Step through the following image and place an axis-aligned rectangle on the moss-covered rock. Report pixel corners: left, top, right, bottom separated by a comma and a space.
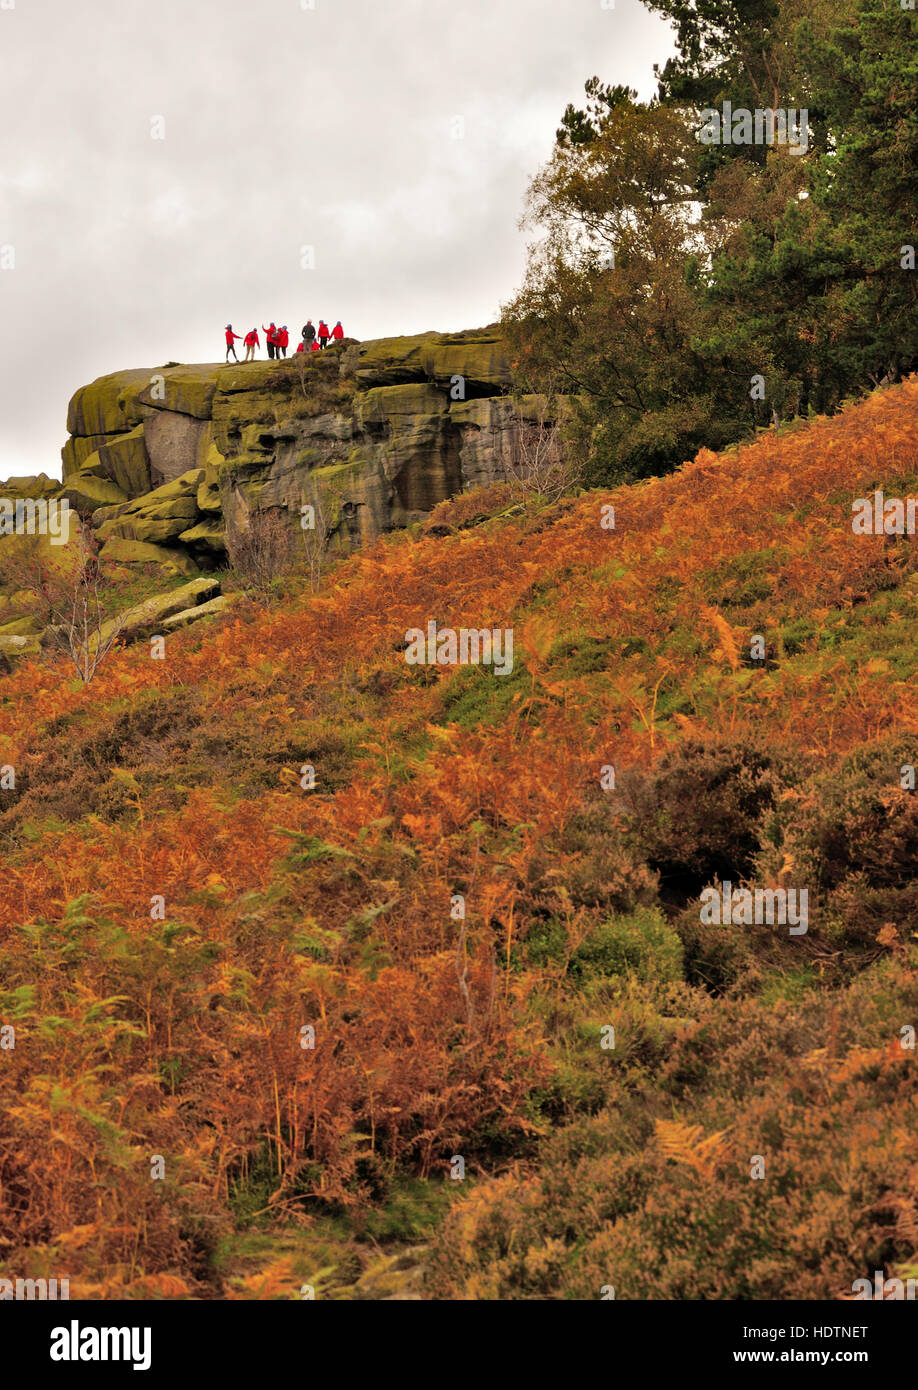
196, 460, 222, 514
0, 473, 60, 500
61, 434, 115, 478
354, 329, 510, 391
145, 470, 203, 503
161, 592, 241, 630
0, 632, 42, 662
177, 519, 225, 551
357, 382, 448, 425
60, 330, 542, 555
448, 396, 554, 431
98, 537, 200, 576
448, 399, 496, 429
239, 422, 275, 452
94, 470, 203, 544
97, 512, 199, 545
98, 576, 220, 647
216, 361, 293, 394
67, 369, 154, 436
134, 365, 221, 419
195, 424, 222, 473
202, 437, 226, 472
0, 615, 43, 636
61, 470, 129, 515
212, 392, 281, 455
90, 424, 152, 498
91, 500, 133, 525
75, 451, 109, 479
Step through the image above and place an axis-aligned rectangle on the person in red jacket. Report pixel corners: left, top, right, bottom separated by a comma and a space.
331, 320, 344, 341
262, 322, 277, 359
310, 338, 321, 352
317, 319, 330, 349
243, 328, 260, 362
225, 325, 241, 361
277, 325, 289, 358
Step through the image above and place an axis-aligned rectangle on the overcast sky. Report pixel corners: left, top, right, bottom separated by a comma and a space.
0, 0, 673, 480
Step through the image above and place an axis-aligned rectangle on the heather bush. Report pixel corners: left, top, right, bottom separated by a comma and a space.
756, 735, 918, 950
225, 508, 299, 597
426, 952, 918, 1300
615, 739, 799, 905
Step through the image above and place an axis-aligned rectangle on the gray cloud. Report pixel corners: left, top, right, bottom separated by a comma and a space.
0, 0, 672, 478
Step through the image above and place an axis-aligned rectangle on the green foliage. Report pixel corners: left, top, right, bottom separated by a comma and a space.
570, 908, 683, 986
506, 0, 918, 482
435, 659, 529, 728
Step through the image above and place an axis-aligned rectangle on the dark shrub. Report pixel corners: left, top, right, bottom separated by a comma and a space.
757, 735, 918, 949
526, 796, 659, 917
615, 739, 800, 907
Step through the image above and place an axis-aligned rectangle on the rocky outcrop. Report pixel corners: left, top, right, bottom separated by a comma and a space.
43, 327, 551, 569
0, 327, 562, 667
0, 327, 557, 663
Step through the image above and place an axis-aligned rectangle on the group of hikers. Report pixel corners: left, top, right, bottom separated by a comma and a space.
223, 319, 345, 362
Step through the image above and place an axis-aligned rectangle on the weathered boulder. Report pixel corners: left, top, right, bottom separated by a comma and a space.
196, 461, 222, 514
61, 469, 129, 514
98, 537, 200, 576
356, 381, 448, 426
353, 329, 510, 392
95, 471, 203, 545
144, 412, 211, 486
132, 365, 221, 419
0, 633, 42, 661
97, 576, 220, 646
216, 361, 287, 394
61, 435, 114, 478
211, 390, 286, 456
161, 592, 241, 630
66, 369, 155, 437
177, 519, 225, 552
0, 473, 60, 500
0, 615, 43, 636
84, 425, 152, 498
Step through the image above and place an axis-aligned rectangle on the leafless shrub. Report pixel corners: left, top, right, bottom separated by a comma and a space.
225, 508, 298, 597
0, 522, 124, 682
298, 490, 333, 592
507, 385, 581, 504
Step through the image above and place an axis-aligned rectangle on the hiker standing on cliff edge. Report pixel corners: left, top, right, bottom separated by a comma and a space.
263, 322, 277, 359
243, 328, 260, 362
302, 319, 316, 349
225, 325, 241, 361
277, 325, 289, 358
317, 319, 330, 349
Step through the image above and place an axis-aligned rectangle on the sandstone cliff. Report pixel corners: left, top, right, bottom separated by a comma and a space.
49, 326, 548, 570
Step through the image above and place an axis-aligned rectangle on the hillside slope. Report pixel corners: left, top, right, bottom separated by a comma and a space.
1, 379, 917, 1298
